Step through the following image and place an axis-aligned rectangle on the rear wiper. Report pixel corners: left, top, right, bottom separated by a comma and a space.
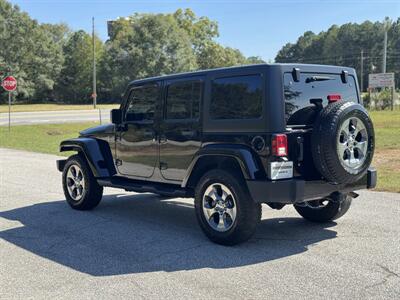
305, 76, 332, 83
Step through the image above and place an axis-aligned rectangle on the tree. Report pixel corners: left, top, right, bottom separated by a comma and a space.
100, 12, 198, 100
173, 9, 261, 69
0, 2, 263, 103
100, 9, 261, 101
197, 41, 248, 69
173, 8, 219, 53
0, 0, 67, 102
275, 18, 400, 89
56, 30, 103, 103
246, 56, 266, 64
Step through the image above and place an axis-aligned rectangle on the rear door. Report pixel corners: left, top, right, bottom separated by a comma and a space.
159, 77, 203, 181
283, 71, 360, 178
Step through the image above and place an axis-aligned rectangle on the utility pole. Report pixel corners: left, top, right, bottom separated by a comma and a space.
382, 17, 391, 74
360, 49, 364, 92
383, 28, 387, 73
92, 17, 97, 109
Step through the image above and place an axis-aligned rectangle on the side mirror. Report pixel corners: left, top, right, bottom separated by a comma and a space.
111, 109, 122, 125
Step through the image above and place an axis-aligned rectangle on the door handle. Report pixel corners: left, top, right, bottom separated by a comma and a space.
159, 135, 167, 144
143, 130, 154, 139
182, 130, 196, 137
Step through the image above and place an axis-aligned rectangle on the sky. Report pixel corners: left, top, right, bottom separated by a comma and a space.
9, 0, 400, 61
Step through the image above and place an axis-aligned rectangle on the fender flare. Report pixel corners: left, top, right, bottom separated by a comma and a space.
59, 138, 116, 178
182, 144, 265, 188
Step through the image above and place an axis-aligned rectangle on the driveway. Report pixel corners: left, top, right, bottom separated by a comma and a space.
0, 148, 399, 299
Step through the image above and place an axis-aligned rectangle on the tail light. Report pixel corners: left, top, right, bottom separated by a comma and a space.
271, 134, 287, 156
327, 94, 341, 103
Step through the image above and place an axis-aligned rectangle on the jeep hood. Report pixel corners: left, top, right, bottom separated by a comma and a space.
79, 124, 115, 137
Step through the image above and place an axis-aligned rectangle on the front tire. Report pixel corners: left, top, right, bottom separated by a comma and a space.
194, 170, 261, 245
62, 154, 103, 210
294, 194, 352, 223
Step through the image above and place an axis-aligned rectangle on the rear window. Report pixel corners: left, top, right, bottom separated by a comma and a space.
284, 73, 358, 125
210, 74, 263, 120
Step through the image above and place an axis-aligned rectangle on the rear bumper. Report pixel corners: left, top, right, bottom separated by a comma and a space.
247, 167, 377, 204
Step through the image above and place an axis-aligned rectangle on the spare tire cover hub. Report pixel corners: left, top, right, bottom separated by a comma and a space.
337, 116, 369, 170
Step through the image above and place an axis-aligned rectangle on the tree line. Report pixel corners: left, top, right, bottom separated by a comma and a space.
0, 1, 264, 104
275, 18, 400, 90
1, 0, 399, 104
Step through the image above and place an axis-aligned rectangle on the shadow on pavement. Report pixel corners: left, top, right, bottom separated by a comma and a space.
0, 193, 337, 276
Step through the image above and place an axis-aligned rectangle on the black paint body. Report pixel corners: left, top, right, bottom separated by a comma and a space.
57, 64, 376, 203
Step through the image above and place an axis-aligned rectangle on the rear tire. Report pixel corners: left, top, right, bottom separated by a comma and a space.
62, 154, 103, 210
194, 170, 261, 245
294, 195, 352, 223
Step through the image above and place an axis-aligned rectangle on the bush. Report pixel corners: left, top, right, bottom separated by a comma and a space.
362, 92, 371, 108
364, 89, 394, 110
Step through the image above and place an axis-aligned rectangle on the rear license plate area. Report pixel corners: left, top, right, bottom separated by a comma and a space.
268, 161, 293, 180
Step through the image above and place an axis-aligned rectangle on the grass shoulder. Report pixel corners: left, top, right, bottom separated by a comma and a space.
0, 122, 99, 156
0, 103, 119, 113
369, 110, 400, 193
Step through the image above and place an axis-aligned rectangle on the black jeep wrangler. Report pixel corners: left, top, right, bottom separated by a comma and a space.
57, 64, 376, 245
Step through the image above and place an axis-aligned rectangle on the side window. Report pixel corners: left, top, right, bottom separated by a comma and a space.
210, 74, 263, 120
166, 81, 201, 120
125, 84, 158, 122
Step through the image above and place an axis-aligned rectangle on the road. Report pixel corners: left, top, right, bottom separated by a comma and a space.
0, 109, 110, 126
0, 148, 399, 299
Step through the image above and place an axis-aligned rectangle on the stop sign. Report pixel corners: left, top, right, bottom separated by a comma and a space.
2, 76, 17, 92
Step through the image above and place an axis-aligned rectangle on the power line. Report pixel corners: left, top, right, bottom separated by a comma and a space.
279, 53, 400, 63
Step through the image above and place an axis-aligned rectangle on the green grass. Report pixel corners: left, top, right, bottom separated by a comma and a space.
369, 111, 400, 193
369, 110, 400, 129
370, 111, 400, 149
0, 110, 399, 192
0, 103, 119, 113
0, 122, 99, 156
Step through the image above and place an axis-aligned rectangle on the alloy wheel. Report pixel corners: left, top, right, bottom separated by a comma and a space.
337, 117, 368, 170
66, 164, 86, 201
202, 183, 237, 232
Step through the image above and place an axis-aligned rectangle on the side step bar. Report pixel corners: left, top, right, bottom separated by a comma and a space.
97, 176, 190, 198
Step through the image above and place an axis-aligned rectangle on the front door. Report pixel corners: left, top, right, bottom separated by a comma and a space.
116, 83, 160, 178
159, 77, 203, 181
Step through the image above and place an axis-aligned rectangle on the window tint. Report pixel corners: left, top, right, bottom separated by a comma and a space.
284, 73, 358, 125
126, 85, 158, 122
166, 81, 201, 120
210, 75, 263, 120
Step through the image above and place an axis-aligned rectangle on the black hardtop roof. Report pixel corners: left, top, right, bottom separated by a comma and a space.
128, 63, 356, 86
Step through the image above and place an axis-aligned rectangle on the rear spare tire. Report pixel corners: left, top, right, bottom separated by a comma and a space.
312, 101, 374, 184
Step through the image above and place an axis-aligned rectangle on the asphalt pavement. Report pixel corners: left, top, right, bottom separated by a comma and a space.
0, 109, 110, 126
0, 148, 399, 299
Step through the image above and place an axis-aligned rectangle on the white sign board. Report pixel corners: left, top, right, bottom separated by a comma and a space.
267, 161, 293, 180
369, 73, 395, 89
